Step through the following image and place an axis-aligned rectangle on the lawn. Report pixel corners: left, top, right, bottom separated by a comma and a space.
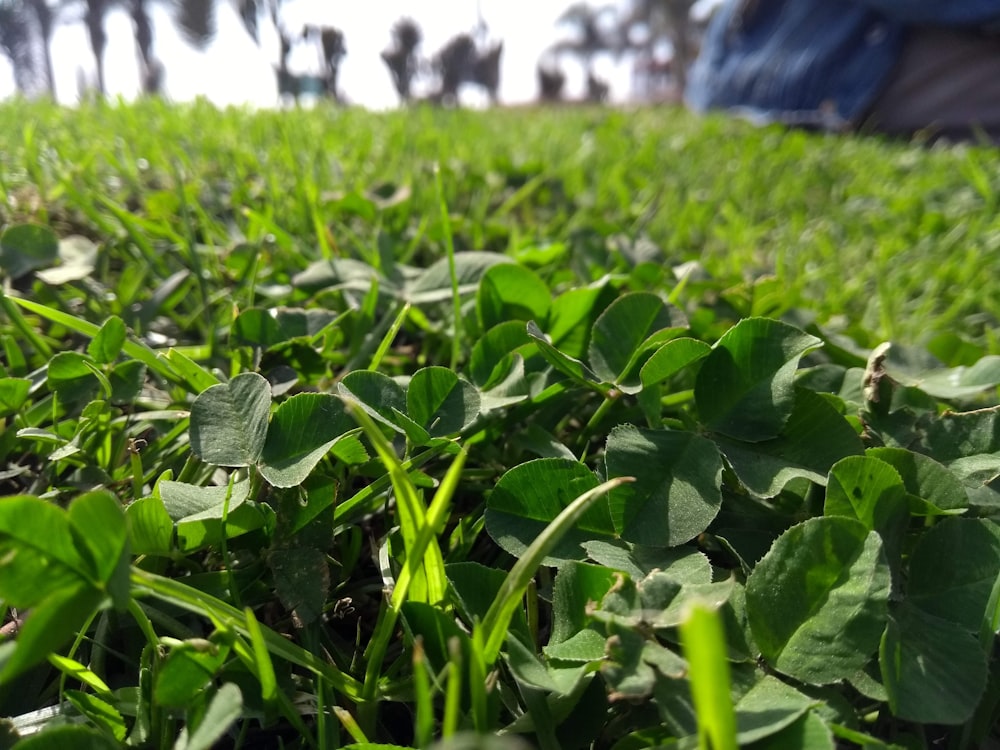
0, 98, 998, 750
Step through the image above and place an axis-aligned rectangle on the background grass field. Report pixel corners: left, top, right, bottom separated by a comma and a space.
3, 100, 1000, 750
4, 99, 1000, 351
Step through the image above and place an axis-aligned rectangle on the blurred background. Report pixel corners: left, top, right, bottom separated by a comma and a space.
0, 0, 722, 108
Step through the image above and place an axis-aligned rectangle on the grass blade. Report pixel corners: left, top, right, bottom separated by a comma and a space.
0, 290, 53, 359
369, 302, 411, 372
392, 441, 467, 609
244, 607, 278, 703
334, 706, 369, 745
412, 637, 434, 748
347, 402, 449, 606
130, 568, 364, 701
679, 600, 738, 750
333, 445, 447, 527
6, 294, 199, 390
442, 636, 463, 739
477, 476, 633, 664
347, 401, 467, 731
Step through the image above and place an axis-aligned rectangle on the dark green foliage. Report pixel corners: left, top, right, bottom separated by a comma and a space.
0, 101, 998, 749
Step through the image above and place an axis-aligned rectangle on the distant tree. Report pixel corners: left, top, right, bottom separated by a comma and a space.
70, 0, 217, 98
0, 3, 38, 95
0, 0, 53, 96
473, 40, 502, 104
2, 0, 281, 101
381, 17, 421, 104
269, 23, 343, 106
619, 0, 697, 98
432, 32, 475, 106
303, 24, 345, 102
536, 58, 566, 103
235, 0, 259, 41
273, 25, 296, 104
83, 0, 108, 95
129, 0, 162, 94
153, 0, 301, 103
171, 0, 216, 49
27, 0, 55, 94
234, 0, 280, 42
429, 32, 503, 106
586, 70, 609, 102
235, 0, 307, 104
277, 24, 290, 68
553, 2, 619, 79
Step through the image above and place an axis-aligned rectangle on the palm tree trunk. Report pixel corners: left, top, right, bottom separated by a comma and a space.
667, 0, 690, 95
28, 0, 55, 96
0, 1, 48, 96
85, 0, 108, 96
130, 0, 162, 94
0, 8, 32, 94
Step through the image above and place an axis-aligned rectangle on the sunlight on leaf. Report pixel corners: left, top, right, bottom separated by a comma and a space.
746, 517, 890, 684
696, 318, 822, 441
189, 372, 271, 467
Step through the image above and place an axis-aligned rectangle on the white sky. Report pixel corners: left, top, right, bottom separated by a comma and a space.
0, 0, 647, 108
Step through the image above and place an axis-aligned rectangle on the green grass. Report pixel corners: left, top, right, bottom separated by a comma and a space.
3, 99, 1000, 352
1, 98, 999, 750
